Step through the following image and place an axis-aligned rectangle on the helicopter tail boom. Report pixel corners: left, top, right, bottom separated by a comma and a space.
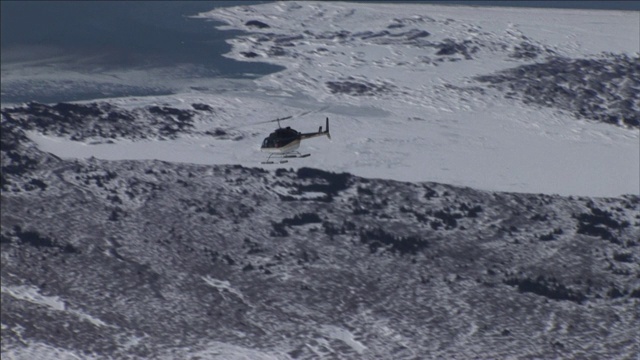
301, 117, 331, 140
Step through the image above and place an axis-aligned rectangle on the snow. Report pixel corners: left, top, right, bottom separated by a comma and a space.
3, 4, 639, 359
1, 284, 66, 311
20, 1, 638, 197
319, 325, 367, 355
1, 342, 98, 360
155, 340, 290, 360
1, 284, 110, 328
202, 276, 247, 303
269, 185, 328, 200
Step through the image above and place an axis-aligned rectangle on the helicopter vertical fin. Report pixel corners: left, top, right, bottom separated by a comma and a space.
299, 117, 331, 140
325, 117, 331, 139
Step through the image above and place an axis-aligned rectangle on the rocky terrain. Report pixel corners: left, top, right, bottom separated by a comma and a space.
2, 2, 639, 358
0, 101, 244, 143
475, 54, 640, 129
2, 109, 639, 359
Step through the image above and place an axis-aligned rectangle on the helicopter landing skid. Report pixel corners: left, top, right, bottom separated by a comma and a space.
284, 153, 310, 159
261, 152, 310, 164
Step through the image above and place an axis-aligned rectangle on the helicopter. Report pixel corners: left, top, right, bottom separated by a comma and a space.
259, 116, 331, 164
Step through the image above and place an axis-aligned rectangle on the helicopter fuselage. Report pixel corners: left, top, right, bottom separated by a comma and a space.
261, 137, 302, 153
260, 127, 302, 153
260, 118, 330, 154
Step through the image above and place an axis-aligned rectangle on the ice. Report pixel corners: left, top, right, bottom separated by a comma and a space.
17, 1, 640, 197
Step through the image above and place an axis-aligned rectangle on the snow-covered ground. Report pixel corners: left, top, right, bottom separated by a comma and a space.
21, 1, 639, 197
3, 3, 640, 359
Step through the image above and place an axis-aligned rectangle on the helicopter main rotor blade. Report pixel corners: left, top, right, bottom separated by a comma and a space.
253, 115, 293, 125
295, 105, 330, 119
225, 115, 292, 130
251, 105, 330, 126
222, 105, 330, 130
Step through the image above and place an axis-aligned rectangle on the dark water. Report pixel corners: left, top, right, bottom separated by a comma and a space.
0, 1, 282, 104
1, 1, 281, 74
